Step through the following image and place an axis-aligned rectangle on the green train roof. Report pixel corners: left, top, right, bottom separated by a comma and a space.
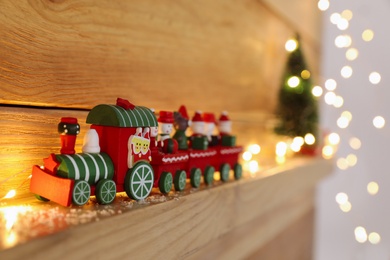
87, 104, 158, 127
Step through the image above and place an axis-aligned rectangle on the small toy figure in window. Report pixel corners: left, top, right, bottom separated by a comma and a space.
158, 111, 174, 142
173, 105, 190, 150
190, 111, 208, 150
149, 109, 159, 152
203, 112, 219, 147
218, 111, 236, 147
158, 111, 178, 154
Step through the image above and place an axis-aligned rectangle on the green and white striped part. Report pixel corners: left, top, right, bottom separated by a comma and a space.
56, 153, 114, 185
86, 104, 158, 128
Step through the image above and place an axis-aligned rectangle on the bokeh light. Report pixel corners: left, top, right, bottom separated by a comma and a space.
285, 39, 298, 52
367, 181, 379, 195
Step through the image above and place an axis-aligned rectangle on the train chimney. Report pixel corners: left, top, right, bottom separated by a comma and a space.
58, 117, 80, 155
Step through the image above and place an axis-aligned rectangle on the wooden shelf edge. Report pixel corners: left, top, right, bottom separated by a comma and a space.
0, 158, 332, 260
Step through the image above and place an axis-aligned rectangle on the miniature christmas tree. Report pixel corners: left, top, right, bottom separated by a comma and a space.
274, 35, 319, 152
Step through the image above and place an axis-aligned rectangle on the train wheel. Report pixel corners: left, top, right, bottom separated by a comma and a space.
190, 168, 201, 188
96, 179, 117, 205
124, 162, 154, 200
72, 180, 91, 206
159, 172, 173, 194
234, 163, 243, 180
204, 166, 215, 185
174, 170, 186, 191
220, 163, 230, 182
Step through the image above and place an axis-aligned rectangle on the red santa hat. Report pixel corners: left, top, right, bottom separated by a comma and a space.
158, 111, 174, 123
192, 111, 204, 122
178, 105, 189, 120
203, 112, 217, 124
219, 111, 230, 122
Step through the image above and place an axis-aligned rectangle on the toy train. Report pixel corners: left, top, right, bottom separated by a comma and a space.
30, 98, 243, 207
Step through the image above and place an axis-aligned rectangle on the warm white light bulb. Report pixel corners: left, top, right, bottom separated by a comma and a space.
325, 92, 336, 105
346, 154, 357, 167
276, 142, 288, 157
318, 0, 329, 11
325, 79, 337, 91
322, 145, 334, 159
346, 48, 359, 61
328, 133, 340, 145
335, 192, 348, 205
341, 66, 353, 78
242, 151, 252, 161
340, 201, 352, 212
248, 160, 259, 173
369, 72, 381, 84
362, 29, 374, 42
349, 137, 361, 150
304, 133, 315, 145
337, 158, 349, 170
337, 117, 349, 129
248, 144, 261, 155
330, 13, 341, 25
285, 39, 298, 52
337, 18, 349, 30
312, 86, 323, 97
367, 181, 379, 195
333, 96, 344, 108
335, 35, 352, 48
369, 232, 381, 245
355, 226, 368, 243
287, 76, 300, 88
341, 9, 353, 21
373, 116, 385, 129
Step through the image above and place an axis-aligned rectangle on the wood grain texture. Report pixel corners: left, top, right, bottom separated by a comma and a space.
247, 208, 315, 260
0, 0, 320, 113
0, 106, 87, 199
0, 158, 332, 260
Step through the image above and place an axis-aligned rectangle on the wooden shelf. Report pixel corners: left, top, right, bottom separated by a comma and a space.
0, 157, 332, 260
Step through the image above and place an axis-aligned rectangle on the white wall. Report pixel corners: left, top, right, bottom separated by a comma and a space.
315, 0, 390, 259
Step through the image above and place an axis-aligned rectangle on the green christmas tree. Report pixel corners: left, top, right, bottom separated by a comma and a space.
274, 35, 319, 151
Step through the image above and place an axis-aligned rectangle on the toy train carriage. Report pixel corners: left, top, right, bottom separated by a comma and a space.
86, 99, 157, 201
217, 146, 243, 181
150, 151, 190, 193
187, 148, 219, 186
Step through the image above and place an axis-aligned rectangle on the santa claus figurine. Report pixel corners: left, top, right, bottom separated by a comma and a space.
218, 111, 232, 136
190, 111, 205, 137
190, 111, 208, 150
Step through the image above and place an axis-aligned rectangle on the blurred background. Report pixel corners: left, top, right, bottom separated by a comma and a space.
316, 0, 390, 259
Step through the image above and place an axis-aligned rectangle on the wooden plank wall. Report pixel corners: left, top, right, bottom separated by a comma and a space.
0, 0, 322, 199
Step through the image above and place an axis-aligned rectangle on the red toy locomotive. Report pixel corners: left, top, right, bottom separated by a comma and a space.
30, 98, 242, 207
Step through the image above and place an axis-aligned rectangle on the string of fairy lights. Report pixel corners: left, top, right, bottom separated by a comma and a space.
0, 4, 384, 250
318, 0, 383, 246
